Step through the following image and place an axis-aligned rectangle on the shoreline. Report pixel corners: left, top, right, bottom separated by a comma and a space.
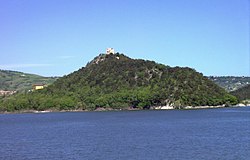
1, 105, 249, 114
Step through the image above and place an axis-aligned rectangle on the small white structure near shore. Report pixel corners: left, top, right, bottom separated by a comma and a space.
154, 105, 174, 110
236, 103, 250, 107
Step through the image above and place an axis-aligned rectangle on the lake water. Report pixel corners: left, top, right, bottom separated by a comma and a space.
0, 107, 250, 160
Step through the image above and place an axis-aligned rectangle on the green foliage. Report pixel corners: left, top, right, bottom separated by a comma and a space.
0, 53, 238, 112
231, 84, 250, 101
0, 70, 58, 92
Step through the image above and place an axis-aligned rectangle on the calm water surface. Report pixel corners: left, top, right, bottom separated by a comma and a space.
0, 107, 250, 160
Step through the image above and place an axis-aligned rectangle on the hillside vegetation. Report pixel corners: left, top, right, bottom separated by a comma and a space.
231, 84, 250, 101
0, 53, 238, 112
1, 69, 248, 93
209, 76, 250, 92
0, 70, 57, 92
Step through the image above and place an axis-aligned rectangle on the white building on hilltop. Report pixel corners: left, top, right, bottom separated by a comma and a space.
106, 48, 115, 54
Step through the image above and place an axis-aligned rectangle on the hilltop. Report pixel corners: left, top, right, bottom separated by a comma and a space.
0, 52, 238, 112
0, 70, 58, 93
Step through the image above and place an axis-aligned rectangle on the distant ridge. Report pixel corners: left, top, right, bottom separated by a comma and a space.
231, 84, 250, 101
208, 76, 250, 92
0, 70, 58, 92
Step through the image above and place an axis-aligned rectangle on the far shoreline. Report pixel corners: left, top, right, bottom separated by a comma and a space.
1, 105, 249, 114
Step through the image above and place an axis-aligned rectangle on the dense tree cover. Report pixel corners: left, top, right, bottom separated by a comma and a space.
0, 53, 238, 112
231, 84, 250, 101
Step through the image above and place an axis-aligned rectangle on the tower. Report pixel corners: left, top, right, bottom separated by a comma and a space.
106, 48, 115, 54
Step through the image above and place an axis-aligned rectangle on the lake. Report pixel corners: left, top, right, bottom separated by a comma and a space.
0, 107, 250, 160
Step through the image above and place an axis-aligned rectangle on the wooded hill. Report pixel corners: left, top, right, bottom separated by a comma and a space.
1, 69, 249, 93
0, 53, 238, 112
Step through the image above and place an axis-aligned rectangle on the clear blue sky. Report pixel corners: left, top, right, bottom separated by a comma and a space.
0, 0, 249, 77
